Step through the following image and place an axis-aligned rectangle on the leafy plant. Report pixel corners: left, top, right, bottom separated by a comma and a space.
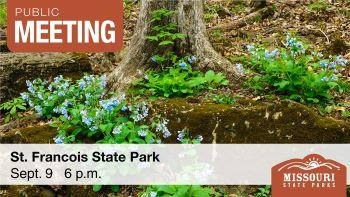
142, 185, 214, 197
136, 9, 228, 98
255, 185, 271, 197
308, 0, 329, 12
146, 9, 186, 68
244, 34, 349, 104
206, 93, 236, 104
0, 97, 26, 123
0, 2, 6, 27
20, 75, 171, 144
138, 67, 228, 98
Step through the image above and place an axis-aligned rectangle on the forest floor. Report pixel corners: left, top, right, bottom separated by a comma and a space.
0, 0, 350, 196
103, 0, 350, 122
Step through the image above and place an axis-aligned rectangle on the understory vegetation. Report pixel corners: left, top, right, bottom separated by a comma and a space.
135, 9, 228, 98
1, 1, 350, 196
244, 34, 349, 104
0, 2, 6, 27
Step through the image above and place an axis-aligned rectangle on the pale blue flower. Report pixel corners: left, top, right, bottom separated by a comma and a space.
53, 136, 64, 144
197, 135, 203, 142
20, 93, 29, 101
320, 61, 328, 68
113, 125, 123, 135
236, 63, 244, 75
321, 77, 328, 82
34, 106, 42, 114
150, 192, 157, 197
179, 62, 187, 68
151, 56, 157, 63
78, 81, 86, 89
188, 56, 197, 64
246, 44, 255, 52
138, 130, 147, 137
177, 131, 184, 142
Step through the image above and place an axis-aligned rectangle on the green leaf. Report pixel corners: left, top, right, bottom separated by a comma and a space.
111, 185, 120, 192
10, 107, 17, 115
92, 185, 102, 192
157, 186, 176, 194
159, 40, 174, 46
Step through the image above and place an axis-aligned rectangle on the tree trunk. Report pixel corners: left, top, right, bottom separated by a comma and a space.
108, 0, 241, 91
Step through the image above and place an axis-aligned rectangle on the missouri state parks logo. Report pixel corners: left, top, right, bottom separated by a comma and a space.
272, 154, 347, 197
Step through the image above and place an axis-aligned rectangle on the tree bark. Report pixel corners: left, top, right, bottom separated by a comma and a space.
108, 0, 241, 91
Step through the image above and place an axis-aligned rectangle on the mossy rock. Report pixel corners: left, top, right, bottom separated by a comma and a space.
0, 125, 56, 143
0, 53, 92, 102
151, 99, 350, 143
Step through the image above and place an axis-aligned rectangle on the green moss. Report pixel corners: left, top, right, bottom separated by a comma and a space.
230, 1, 245, 14
0, 3, 6, 27
308, 0, 329, 12
151, 99, 350, 144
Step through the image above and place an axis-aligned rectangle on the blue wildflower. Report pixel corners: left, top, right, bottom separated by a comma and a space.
177, 131, 184, 142
113, 125, 123, 135
38, 93, 44, 100
78, 81, 86, 89
188, 56, 197, 64
58, 91, 65, 96
121, 106, 128, 111
271, 49, 279, 57
90, 125, 98, 131
156, 119, 171, 138
236, 63, 244, 75
321, 77, 328, 82
28, 86, 35, 94
54, 75, 63, 83
197, 135, 203, 142
163, 131, 171, 138
151, 56, 157, 63
246, 44, 255, 52
34, 106, 42, 114
264, 51, 272, 59
53, 136, 64, 144
320, 61, 328, 68
20, 93, 29, 101
138, 130, 147, 137
179, 62, 187, 68
28, 100, 34, 107
335, 56, 348, 67
82, 117, 92, 126
100, 75, 107, 88
150, 192, 157, 197
25, 80, 33, 88
329, 62, 336, 69
53, 107, 59, 113
60, 107, 67, 115
330, 76, 338, 81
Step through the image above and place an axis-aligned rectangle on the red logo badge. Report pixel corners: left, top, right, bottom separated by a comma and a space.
272, 154, 347, 197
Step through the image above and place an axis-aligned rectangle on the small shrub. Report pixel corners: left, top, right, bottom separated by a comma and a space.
206, 93, 236, 104
0, 97, 26, 123
255, 185, 271, 197
244, 34, 349, 103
